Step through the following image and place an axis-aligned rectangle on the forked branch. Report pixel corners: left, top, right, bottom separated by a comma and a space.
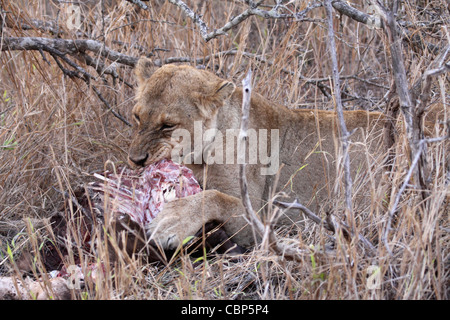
166, 0, 323, 42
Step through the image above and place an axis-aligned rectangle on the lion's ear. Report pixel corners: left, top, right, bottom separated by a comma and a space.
214, 81, 236, 102
135, 57, 156, 85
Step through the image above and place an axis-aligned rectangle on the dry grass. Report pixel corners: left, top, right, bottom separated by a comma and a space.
0, 0, 448, 299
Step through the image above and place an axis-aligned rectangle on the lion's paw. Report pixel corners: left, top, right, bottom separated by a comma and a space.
146, 213, 202, 250
146, 220, 181, 250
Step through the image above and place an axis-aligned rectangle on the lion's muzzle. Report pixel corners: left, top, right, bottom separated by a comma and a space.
128, 153, 148, 168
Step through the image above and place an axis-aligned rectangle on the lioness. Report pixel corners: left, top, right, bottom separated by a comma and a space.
128, 57, 387, 250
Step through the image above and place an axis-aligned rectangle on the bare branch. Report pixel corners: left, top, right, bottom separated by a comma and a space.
238, 70, 264, 238
331, 1, 441, 53
331, 0, 382, 28
205, 5, 324, 42
383, 131, 450, 254
167, 0, 209, 40
374, 3, 434, 199
416, 46, 450, 116
275, 200, 326, 229
238, 70, 303, 262
1, 9, 64, 35
125, 0, 149, 11
372, 5, 450, 253
91, 85, 132, 127
12, 18, 61, 35
1, 37, 138, 67
274, 199, 376, 256
166, 0, 323, 42
325, 0, 353, 214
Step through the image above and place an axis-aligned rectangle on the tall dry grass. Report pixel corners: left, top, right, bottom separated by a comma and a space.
0, 0, 448, 299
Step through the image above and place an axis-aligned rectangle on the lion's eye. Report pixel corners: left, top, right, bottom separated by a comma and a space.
159, 123, 176, 131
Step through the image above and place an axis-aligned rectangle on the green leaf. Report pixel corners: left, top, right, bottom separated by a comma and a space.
2, 135, 18, 150
287, 164, 309, 191
2, 141, 18, 150
182, 235, 194, 246
193, 256, 204, 264
309, 244, 316, 269
6, 243, 14, 261
310, 252, 316, 270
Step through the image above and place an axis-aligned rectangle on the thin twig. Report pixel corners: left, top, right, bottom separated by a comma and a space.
78, 52, 133, 88
274, 200, 376, 256
332, 1, 441, 53
91, 85, 132, 127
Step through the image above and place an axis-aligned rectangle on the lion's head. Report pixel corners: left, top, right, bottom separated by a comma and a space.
128, 57, 236, 168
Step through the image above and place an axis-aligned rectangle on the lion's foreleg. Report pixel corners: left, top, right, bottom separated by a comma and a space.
146, 190, 254, 250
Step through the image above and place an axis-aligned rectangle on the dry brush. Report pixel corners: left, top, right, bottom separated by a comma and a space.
0, 0, 448, 300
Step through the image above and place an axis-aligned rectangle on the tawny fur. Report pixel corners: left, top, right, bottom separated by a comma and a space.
129, 57, 387, 249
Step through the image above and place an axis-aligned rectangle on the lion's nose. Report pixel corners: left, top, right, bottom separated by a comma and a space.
129, 153, 149, 167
